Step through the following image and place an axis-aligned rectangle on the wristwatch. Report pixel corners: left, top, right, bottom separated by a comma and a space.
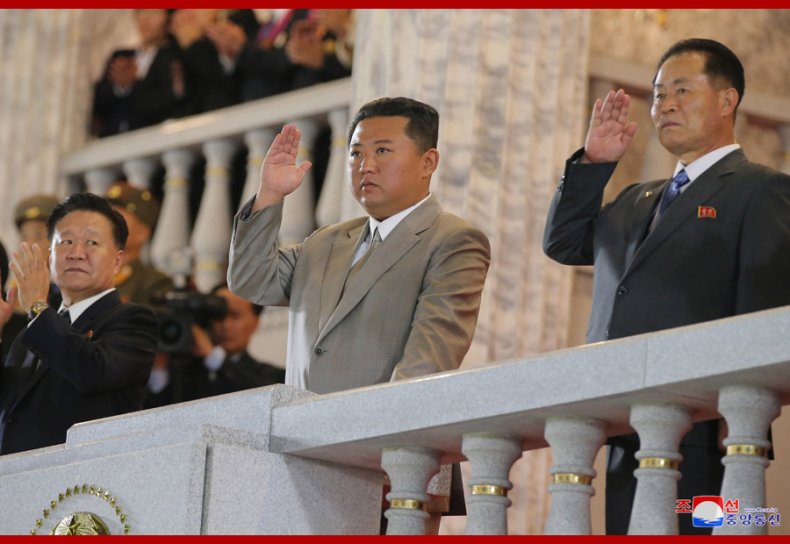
28, 299, 49, 320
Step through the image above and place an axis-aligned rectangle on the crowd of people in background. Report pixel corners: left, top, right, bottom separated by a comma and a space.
91, 9, 354, 138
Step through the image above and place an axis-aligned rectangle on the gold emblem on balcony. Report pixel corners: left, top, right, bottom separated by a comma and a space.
29, 483, 131, 535
51, 512, 110, 535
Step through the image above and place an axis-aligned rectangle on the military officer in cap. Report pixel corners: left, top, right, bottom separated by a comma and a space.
105, 182, 174, 307
14, 194, 61, 250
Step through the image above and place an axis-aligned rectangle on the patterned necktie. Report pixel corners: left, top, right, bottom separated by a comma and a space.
349, 228, 382, 273
658, 169, 691, 215
342, 228, 382, 298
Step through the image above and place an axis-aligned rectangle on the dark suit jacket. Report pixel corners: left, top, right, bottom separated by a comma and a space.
182, 351, 285, 401
0, 291, 158, 455
545, 148, 790, 343
544, 147, 790, 533
92, 43, 189, 137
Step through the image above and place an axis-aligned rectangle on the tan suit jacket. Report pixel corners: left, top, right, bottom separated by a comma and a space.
228, 195, 490, 394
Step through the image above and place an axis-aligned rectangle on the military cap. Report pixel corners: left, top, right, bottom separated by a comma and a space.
14, 194, 60, 229
106, 182, 160, 229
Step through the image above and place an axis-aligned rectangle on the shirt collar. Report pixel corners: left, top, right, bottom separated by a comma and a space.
673, 143, 741, 182
367, 193, 431, 241
59, 288, 116, 324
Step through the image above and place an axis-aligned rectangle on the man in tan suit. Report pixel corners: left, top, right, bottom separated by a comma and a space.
228, 97, 490, 394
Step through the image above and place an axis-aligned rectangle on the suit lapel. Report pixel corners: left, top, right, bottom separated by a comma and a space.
316, 196, 442, 344
71, 290, 121, 334
627, 150, 744, 275
624, 183, 662, 269
8, 291, 121, 412
318, 221, 367, 332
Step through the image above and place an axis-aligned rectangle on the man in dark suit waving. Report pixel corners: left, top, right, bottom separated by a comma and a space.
0, 193, 158, 455
543, 38, 790, 534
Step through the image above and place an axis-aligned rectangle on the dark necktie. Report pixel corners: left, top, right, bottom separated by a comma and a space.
59, 308, 71, 325
658, 169, 690, 215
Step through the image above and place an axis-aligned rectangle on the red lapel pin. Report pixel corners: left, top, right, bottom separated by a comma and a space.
698, 206, 717, 219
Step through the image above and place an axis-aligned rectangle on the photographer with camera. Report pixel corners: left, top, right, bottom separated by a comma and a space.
145, 282, 284, 407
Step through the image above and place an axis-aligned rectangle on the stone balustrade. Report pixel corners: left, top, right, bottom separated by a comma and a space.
61, 78, 353, 291
2, 305, 783, 534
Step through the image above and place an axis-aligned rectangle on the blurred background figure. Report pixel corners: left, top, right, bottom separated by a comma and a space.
287, 9, 354, 90
1, 195, 62, 355
145, 283, 284, 407
233, 9, 354, 102
170, 9, 259, 114
92, 9, 188, 137
105, 181, 174, 307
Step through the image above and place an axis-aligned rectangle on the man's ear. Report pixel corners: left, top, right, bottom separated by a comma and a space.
114, 249, 124, 273
720, 87, 738, 118
422, 148, 440, 176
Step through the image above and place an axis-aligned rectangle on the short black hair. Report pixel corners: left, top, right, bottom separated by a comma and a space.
210, 281, 263, 316
655, 38, 745, 111
348, 97, 439, 153
47, 192, 129, 250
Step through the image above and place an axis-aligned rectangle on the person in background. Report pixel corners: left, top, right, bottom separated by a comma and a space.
105, 181, 174, 307
170, 9, 260, 113
287, 9, 354, 90
146, 283, 284, 407
543, 38, 790, 534
92, 9, 188, 137
0, 193, 158, 455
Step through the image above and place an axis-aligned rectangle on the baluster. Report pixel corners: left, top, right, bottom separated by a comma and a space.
713, 385, 780, 535
628, 404, 691, 534
122, 157, 157, 190
280, 119, 317, 244
191, 139, 236, 292
544, 418, 606, 534
381, 446, 440, 535
315, 108, 349, 227
84, 168, 117, 196
462, 433, 522, 534
151, 149, 194, 278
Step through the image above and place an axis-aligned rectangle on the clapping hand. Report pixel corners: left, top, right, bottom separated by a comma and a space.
9, 242, 50, 314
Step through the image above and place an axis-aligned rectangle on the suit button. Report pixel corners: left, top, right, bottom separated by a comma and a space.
314, 347, 325, 355
604, 328, 610, 339
617, 286, 628, 296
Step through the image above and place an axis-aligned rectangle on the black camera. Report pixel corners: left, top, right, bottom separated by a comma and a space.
152, 289, 228, 353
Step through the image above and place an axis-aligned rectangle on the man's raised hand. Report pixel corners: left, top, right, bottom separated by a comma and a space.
582, 89, 638, 164
252, 124, 313, 212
